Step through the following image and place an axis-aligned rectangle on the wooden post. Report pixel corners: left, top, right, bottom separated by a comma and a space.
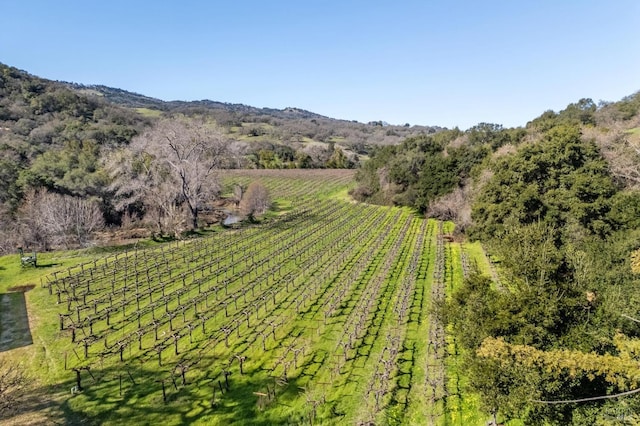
224, 370, 231, 390
74, 369, 83, 392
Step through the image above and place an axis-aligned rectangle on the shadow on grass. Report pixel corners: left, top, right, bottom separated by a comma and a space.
268, 201, 288, 213
0, 292, 33, 352
152, 234, 177, 243
34, 262, 61, 269
0, 379, 78, 426
1, 356, 321, 425
15, 261, 61, 270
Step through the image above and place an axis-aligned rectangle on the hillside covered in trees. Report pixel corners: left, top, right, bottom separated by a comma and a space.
0, 62, 438, 253
354, 91, 640, 423
63, 80, 441, 167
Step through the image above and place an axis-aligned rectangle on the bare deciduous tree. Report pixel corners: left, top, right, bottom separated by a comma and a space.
232, 184, 244, 208
240, 181, 271, 219
427, 185, 472, 231
144, 117, 227, 229
107, 148, 183, 236
108, 116, 232, 231
584, 125, 640, 189
0, 207, 21, 255
18, 190, 104, 249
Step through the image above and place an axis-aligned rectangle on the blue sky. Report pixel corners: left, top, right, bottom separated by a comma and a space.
2, 1, 639, 129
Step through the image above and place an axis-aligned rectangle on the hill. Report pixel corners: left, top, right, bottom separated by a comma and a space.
0, 63, 150, 205
0, 62, 441, 254
61, 81, 442, 151
66, 82, 332, 120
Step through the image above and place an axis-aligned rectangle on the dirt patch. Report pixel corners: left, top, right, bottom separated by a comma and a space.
94, 227, 152, 246
7, 284, 35, 293
0, 382, 67, 426
442, 234, 455, 242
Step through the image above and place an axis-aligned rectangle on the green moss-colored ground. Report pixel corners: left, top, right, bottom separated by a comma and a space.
0, 170, 498, 425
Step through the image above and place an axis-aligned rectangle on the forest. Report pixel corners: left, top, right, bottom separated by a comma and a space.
1, 60, 640, 424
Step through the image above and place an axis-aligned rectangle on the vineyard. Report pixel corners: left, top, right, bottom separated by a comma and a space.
10, 170, 492, 425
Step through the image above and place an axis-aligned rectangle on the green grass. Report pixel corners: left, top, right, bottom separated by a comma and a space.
0, 250, 112, 424
442, 237, 491, 426
134, 107, 163, 117
403, 220, 437, 424
463, 241, 493, 278
0, 171, 497, 425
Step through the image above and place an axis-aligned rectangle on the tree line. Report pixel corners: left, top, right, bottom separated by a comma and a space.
0, 63, 379, 252
354, 91, 640, 423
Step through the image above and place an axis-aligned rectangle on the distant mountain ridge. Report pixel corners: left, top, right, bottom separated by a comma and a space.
55, 75, 444, 153
63, 82, 349, 122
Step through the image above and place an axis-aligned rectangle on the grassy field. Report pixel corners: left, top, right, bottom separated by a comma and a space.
134, 108, 163, 118
0, 169, 499, 425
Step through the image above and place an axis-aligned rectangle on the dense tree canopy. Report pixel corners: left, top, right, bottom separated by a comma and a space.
471, 125, 617, 241
349, 90, 640, 423
0, 65, 148, 210
443, 120, 640, 422
352, 126, 507, 211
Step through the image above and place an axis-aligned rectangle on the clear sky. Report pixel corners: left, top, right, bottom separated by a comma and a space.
1, 1, 639, 129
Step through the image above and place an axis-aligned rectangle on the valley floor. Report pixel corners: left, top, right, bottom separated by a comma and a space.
0, 169, 496, 425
